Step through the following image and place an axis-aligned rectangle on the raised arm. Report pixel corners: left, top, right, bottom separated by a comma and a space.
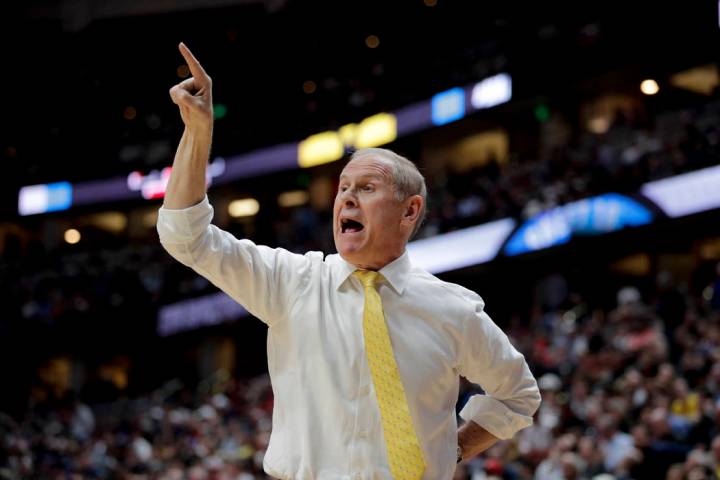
157, 44, 315, 326
164, 42, 214, 210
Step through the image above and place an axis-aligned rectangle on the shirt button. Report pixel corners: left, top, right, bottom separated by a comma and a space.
358, 430, 368, 438
358, 384, 371, 396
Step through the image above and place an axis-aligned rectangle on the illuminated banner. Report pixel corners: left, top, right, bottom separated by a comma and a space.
18, 182, 73, 216
431, 87, 466, 126
471, 73, 512, 109
17, 73, 511, 214
431, 73, 512, 127
298, 113, 398, 168
504, 194, 654, 256
126, 158, 226, 200
641, 164, 720, 218
408, 218, 516, 273
158, 291, 249, 336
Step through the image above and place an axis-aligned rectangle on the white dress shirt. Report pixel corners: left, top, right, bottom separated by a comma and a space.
157, 197, 540, 480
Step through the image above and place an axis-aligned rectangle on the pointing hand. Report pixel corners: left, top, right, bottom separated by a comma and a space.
169, 42, 213, 129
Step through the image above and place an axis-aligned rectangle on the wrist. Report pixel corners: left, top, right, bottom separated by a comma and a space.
185, 123, 213, 138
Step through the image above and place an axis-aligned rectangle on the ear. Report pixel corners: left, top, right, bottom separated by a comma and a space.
400, 195, 423, 227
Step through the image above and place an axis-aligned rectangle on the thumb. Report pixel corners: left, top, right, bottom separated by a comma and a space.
169, 85, 194, 107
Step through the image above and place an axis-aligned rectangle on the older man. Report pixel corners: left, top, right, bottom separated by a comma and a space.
157, 43, 540, 480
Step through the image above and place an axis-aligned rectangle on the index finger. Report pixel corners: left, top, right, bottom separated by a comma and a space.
178, 42, 209, 82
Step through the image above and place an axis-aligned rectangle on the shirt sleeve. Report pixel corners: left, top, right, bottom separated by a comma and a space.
156, 196, 312, 327
457, 300, 541, 440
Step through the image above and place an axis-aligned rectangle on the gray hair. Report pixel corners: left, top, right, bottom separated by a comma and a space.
349, 148, 427, 239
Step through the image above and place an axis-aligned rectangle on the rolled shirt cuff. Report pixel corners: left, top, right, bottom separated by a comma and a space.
459, 394, 534, 440
157, 195, 213, 243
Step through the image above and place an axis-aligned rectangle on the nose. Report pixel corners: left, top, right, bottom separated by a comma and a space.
339, 188, 358, 207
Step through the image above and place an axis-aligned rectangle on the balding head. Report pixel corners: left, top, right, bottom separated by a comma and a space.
349, 148, 427, 239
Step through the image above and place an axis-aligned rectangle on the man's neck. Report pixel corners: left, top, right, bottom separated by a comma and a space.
346, 250, 406, 271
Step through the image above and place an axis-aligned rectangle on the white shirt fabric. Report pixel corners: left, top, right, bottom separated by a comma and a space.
157, 197, 540, 480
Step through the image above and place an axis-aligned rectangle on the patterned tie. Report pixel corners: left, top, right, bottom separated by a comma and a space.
353, 270, 426, 479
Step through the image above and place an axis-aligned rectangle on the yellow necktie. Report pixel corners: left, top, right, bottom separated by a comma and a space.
354, 270, 426, 479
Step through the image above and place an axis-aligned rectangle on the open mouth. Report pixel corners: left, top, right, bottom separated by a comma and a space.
341, 218, 364, 233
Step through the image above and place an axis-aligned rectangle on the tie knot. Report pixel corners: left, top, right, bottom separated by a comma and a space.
353, 270, 383, 289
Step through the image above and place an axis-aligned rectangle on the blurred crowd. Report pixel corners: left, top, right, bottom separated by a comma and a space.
3, 263, 720, 479
0, 374, 276, 480
462, 264, 720, 480
2, 94, 720, 479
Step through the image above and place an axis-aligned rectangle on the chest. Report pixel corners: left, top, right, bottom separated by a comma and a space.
286, 284, 463, 393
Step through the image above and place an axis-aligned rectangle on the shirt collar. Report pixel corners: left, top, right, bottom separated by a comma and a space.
333, 250, 412, 295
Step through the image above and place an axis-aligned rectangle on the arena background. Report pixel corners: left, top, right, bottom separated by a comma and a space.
2, 1, 720, 479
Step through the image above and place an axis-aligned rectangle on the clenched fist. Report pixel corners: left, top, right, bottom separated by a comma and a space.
169, 42, 213, 130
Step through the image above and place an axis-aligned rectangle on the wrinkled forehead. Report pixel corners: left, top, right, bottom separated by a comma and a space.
339, 155, 393, 181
